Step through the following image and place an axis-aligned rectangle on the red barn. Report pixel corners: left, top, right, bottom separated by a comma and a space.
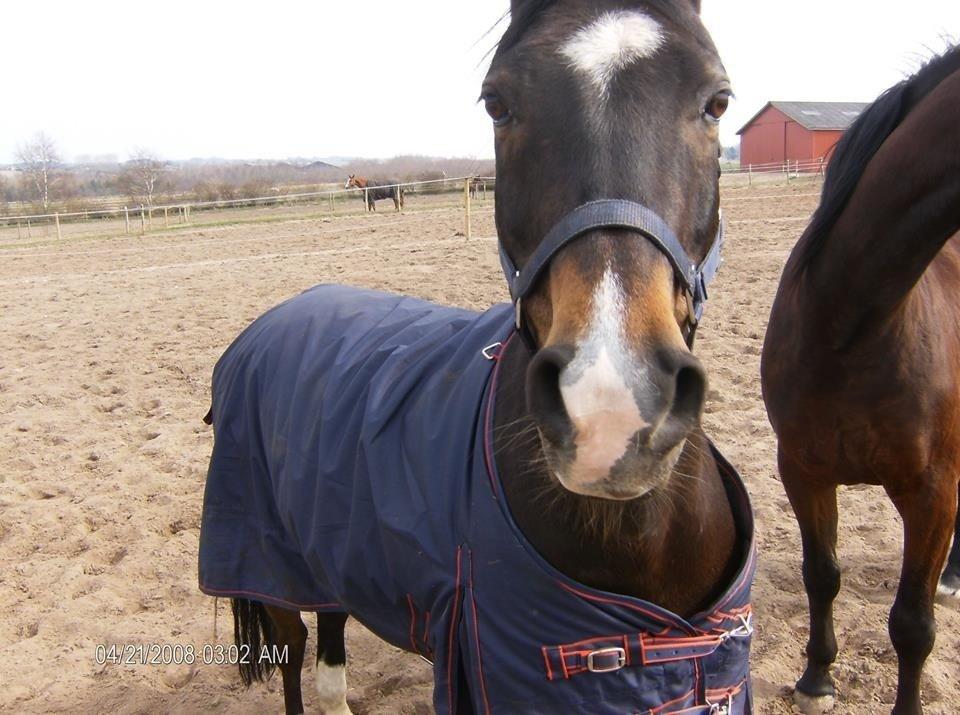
737, 101, 868, 169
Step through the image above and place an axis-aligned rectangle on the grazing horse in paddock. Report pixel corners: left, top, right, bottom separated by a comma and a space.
201, 1, 756, 713
761, 47, 960, 715
345, 174, 404, 212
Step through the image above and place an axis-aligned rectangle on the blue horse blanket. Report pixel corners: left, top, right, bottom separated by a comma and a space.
199, 284, 755, 714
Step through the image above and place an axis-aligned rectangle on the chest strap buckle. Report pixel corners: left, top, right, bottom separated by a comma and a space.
586, 647, 626, 673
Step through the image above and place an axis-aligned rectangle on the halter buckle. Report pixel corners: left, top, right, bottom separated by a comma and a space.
586, 647, 626, 673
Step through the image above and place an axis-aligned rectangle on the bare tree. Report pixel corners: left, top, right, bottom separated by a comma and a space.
16, 132, 61, 210
117, 149, 167, 206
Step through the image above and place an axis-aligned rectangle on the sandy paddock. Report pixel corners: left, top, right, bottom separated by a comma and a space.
1, 183, 957, 713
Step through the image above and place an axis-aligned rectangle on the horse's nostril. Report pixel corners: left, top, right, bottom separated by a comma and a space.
526, 346, 575, 446
672, 363, 706, 422
646, 351, 707, 453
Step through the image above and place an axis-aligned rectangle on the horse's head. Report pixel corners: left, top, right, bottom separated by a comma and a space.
345, 175, 361, 189
487, 0, 730, 500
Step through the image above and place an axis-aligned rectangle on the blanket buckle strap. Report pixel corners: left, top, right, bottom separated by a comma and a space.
585, 647, 626, 673
481, 342, 503, 361
707, 692, 733, 715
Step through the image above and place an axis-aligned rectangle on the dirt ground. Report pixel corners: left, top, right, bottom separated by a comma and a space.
1, 183, 957, 713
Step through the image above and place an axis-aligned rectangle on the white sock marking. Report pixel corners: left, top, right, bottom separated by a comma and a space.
937, 581, 959, 598
315, 662, 352, 715
560, 10, 664, 98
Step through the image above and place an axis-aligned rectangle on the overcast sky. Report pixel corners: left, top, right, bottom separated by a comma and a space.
1, 1, 957, 164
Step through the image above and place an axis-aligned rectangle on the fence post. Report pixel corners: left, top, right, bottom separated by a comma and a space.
55, 213, 61, 240
464, 178, 472, 239
164, 207, 169, 227
17, 222, 22, 240
748, 164, 753, 187
124, 206, 130, 234
140, 205, 146, 234
26, 219, 31, 238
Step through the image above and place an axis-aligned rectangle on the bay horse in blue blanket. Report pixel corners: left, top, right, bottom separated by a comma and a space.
201, 1, 755, 713
345, 175, 404, 212
761, 47, 960, 715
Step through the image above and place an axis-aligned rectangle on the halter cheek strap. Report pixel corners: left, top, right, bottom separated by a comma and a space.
497, 199, 725, 349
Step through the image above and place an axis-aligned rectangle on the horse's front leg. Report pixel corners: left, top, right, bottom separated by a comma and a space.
315, 612, 352, 715
887, 478, 956, 715
937, 480, 960, 596
263, 605, 308, 715
781, 450, 841, 714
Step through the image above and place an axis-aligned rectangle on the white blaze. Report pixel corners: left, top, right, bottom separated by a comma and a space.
560, 269, 649, 482
560, 10, 664, 98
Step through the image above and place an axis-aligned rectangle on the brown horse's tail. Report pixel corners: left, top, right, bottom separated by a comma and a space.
232, 598, 277, 685
783, 48, 960, 347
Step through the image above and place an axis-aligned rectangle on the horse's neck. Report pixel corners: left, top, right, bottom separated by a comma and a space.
492, 338, 739, 617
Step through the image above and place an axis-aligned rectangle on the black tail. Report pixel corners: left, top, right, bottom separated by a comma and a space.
232, 598, 277, 685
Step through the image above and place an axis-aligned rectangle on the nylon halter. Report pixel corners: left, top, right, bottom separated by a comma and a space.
497, 199, 725, 349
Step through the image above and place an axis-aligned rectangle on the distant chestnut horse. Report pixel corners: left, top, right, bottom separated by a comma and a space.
761, 47, 960, 715
345, 175, 404, 212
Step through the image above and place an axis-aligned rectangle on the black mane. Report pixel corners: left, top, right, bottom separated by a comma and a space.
792, 45, 960, 273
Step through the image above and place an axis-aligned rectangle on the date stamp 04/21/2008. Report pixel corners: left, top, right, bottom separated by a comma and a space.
94, 643, 289, 667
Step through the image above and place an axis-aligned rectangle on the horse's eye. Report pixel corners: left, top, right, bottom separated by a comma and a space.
703, 91, 730, 123
483, 94, 512, 126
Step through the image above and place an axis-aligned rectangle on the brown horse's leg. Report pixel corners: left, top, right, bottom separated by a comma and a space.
263, 605, 308, 715
938, 480, 960, 596
781, 451, 841, 709
315, 612, 351, 715
887, 482, 956, 715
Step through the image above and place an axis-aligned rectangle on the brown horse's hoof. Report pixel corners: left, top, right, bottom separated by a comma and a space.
793, 690, 836, 714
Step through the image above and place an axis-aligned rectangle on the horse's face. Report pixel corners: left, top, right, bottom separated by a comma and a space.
345, 175, 360, 189
487, 0, 729, 500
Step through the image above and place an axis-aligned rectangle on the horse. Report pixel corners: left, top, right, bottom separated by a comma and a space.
200, 2, 755, 713
345, 174, 404, 212
469, 177, 487, 202
760, 47, 960, 715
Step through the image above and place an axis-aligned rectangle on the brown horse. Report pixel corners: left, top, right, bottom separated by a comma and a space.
761, 47, 960, 715
345, 174, 404, 212
206, 2, 752, 713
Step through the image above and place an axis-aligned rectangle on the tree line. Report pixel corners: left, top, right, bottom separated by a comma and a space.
1, 132, 496, 215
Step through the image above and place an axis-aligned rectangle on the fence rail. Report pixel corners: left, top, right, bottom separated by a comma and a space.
723, 157, 826, 178
0, 176, 497, 243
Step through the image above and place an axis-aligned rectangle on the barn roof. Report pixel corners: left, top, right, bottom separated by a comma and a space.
737, 101, 870, 134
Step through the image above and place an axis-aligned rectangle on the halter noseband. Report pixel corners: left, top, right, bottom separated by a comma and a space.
497, 199, 724, 350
